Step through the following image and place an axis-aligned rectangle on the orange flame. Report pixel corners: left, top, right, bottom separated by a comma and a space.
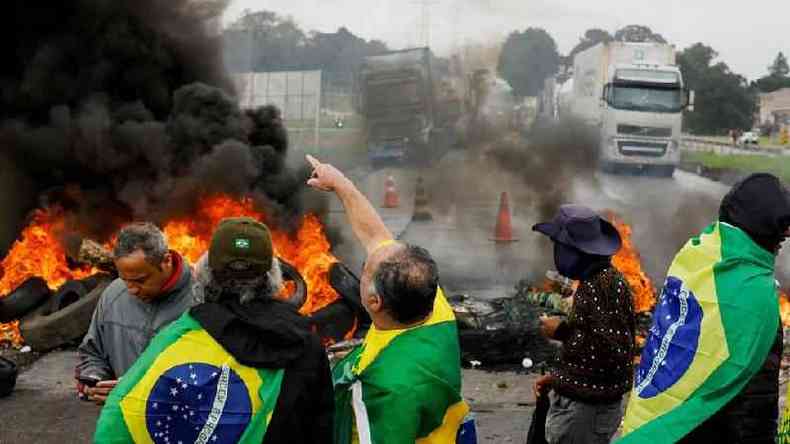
607, 212, 656, 313
162, 194, 339, 315
779, 290, 790, 327
0, 208, 96, 296
1, 194, 341, 347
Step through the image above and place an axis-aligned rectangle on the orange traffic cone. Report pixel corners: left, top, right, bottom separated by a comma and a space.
382, 176, 400, 208
491, 192, 518, 242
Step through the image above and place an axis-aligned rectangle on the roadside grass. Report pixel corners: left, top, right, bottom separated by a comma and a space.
682, 151, 790, 182
690, 135, 787, 150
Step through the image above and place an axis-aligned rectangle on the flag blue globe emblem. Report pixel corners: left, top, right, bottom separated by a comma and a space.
145, 363, 252, 444
635, 276, 703, 399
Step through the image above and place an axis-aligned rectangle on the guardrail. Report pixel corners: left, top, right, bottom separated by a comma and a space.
681, 137, 788, 156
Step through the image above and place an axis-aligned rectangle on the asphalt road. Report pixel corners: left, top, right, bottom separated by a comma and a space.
334, 151, 740, 301
0, 351, 536, 443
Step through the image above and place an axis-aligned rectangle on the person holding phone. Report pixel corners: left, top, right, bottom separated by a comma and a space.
77, 222, 195, 405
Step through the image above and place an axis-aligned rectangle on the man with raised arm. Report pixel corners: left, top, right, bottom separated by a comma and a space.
306, 155, 470, 444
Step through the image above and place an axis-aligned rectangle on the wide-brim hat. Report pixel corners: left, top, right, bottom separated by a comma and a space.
532, 205, 622, 256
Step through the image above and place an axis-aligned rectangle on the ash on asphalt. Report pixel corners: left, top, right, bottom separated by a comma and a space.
0, 350, 538, 444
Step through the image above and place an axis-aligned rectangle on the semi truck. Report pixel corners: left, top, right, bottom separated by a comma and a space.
356, 48, 443, 166
566, 42, 694, 176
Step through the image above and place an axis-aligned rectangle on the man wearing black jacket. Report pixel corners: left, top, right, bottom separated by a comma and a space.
193, 217, 333, 443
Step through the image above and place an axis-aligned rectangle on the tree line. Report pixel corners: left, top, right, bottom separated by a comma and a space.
496, 25, 790, 134
223, 10, 390, 92
223, 9, 788, 135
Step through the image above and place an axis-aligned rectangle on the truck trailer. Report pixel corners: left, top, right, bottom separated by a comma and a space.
356, 48, 439, 166
566, 42, 694, 176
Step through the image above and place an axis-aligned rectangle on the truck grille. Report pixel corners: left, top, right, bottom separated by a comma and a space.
617, 124, 672, 138
617, 141, 667, 157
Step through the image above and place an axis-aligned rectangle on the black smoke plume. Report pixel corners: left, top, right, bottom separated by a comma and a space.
0, 0, 315, 254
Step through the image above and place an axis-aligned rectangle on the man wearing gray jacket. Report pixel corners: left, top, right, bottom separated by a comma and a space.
77, 222, 194, 404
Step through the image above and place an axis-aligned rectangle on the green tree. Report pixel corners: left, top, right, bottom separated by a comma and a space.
569, 29, 613, 59
769, 51, 789, 77
614, 25, 666, 43
497, 28, 560, 97
754, 52, 790, 93
677, 43, 756, 134
222, 10, 389, 92
223, 10, 308, 72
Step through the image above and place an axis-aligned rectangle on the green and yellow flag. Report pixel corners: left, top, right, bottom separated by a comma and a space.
780, 384, 790, 443
618, 222, 779, 443
94, 313, 284, 444
333, 288, 469, 444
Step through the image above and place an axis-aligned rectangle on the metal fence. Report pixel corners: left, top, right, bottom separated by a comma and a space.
232, 70, 323, 151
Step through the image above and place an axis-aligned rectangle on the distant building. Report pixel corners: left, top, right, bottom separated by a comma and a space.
759, 88, 790, 129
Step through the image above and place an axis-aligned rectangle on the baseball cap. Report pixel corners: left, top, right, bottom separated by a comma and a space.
209, 217, 273, 279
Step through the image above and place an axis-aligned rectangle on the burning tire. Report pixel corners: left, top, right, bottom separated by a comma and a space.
47, 280, 88, 315
0, 277, 51, 323
0, 357, 18, 398
279, 260, 306, 310
328, 262, 364, 314
19, 278, 112, 351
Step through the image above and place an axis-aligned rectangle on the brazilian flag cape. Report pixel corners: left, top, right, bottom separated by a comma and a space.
94, 312, 285, 444
333, 288, 470, 444
618, 222, 779, 443
779, 382, 790, 442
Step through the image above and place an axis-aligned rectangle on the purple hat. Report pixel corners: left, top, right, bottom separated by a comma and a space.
532, 205, 622, 256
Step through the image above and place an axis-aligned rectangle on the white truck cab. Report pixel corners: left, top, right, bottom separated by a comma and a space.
568, 42, 694, 177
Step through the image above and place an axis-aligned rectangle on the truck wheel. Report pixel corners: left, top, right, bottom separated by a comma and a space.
600, 161, 619, 174
657, 166, 675, 178
19, 279, 111, 351
0, 277, 51, 323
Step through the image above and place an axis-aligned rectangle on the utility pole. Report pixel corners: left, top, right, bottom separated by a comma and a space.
412, 0, 438, 48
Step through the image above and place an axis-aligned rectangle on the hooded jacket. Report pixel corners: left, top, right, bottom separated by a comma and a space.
190, 298, 334, 444
680, 173, 789, 443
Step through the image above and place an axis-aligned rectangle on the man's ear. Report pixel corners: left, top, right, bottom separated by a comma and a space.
366, 292, 384, 314
161, 250, 173, 272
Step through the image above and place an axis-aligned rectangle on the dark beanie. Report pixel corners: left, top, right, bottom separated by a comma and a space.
719, 173, 790, 251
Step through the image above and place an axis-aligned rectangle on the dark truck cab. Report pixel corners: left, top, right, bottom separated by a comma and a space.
357, 48, 437, 166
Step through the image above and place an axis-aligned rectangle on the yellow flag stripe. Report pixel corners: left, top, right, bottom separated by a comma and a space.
356, 287, 455, 374
621, 225, 730, 435
416, 400, 470, 444
120, 329, 264, 443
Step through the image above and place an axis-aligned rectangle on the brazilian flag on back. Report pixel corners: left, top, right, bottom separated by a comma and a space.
333, 288, 470, 444
94, 313, 284, 444
618, 222, 779, 443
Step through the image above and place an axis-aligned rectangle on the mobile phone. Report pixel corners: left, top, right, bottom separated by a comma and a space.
77, 375, 101, 387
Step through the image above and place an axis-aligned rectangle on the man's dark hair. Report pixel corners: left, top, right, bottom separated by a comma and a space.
113, 222, 168, 268
373, 244, 439, 324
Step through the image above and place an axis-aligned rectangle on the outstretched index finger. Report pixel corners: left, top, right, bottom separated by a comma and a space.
305, 154, 321, 169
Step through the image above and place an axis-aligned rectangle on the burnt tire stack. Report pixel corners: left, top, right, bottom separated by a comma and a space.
0, 277, 51, 323
19, 275, 112, 352
0, 357, 17, 398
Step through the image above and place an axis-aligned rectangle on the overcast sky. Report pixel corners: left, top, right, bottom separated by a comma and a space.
223, 0, 788, 81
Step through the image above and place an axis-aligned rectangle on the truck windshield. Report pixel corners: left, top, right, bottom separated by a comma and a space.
610, 85, 683, 113
367, 82, 421, 109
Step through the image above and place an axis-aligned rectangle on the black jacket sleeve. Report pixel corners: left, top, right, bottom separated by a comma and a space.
309, 344, 335, 443
263, 334, 334, 444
